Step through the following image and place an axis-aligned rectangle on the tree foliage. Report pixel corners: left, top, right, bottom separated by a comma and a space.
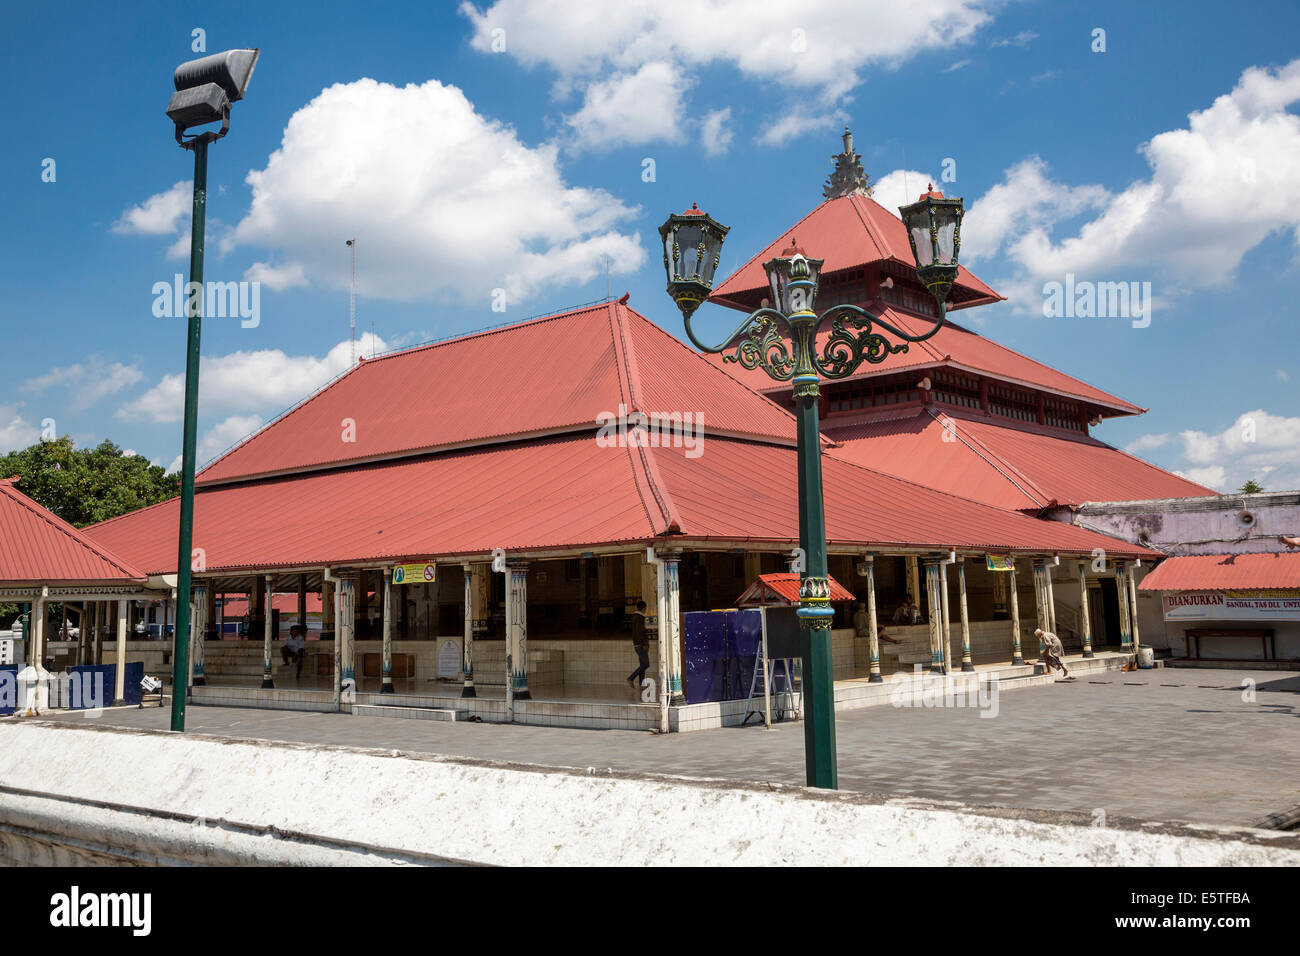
1237, 479, 1265, 494
0, 436, 179, 528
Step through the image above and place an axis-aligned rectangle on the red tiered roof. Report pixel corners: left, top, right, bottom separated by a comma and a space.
826, 409, 1214, 511
197, 299, 797, 486
706, 308, 1143, 415
709, 193, 1001, 312
0, 479, 145, 584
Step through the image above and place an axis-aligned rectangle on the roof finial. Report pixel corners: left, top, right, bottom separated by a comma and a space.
824, 125, 872, 200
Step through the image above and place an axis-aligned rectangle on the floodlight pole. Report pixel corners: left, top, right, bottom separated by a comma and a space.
169, 133, 212, 732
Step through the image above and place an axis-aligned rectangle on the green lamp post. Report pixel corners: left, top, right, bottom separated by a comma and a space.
659, 186, 965, 789
164, 48, 260, 732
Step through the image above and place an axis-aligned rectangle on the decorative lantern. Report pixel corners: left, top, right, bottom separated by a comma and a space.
761, 238, 824, 317
658, 203, 730, 320
898, 185, 964, 305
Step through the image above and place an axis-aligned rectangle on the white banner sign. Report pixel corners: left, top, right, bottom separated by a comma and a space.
1163, 589, 1300, 622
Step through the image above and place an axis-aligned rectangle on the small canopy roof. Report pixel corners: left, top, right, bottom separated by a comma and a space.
1138, 552, 1300, 592
736, 572, 855, 607
0, 478, 145, 585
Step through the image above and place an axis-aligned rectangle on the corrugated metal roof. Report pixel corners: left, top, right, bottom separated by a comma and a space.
219, 593, 326, 615
707, 308, 1143, 415
826, 410, 1214, 510
1138, 552, 1300, 591
197, 299, 797, 486
88, 434, 668, 575
0, 479, 146, 583
85, 433, 1158, 577
735, 572, 855, 606
709, 194, 1001, 310
649, 437, 1158, 558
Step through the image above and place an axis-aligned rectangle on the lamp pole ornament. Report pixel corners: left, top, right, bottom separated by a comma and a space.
659, 175, 964, 790
164, 48, 260, 733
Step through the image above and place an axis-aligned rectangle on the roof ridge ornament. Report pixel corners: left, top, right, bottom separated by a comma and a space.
823, 125, 872, 200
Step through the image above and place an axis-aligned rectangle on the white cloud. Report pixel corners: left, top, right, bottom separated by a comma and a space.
119, 333, 388, 425
564, 61, 690, 151
991, 30, 1037, 48
462, 1, 995, 102
227, 78, 644, 303
756, 106, 848, 147
1276, 369, 1289, 382
0, 404, 39, 453
944, 59, 972, 73
112, 181, 191, 235
21, 361, 143, 412
700, 107, 734, 158
1124, 433, 1173, 454
971, 59, 1300, 310
870, 168, 938, 221
244, 261, 308, 292
167, 415, 265, 475
1159, 410, 1300, 491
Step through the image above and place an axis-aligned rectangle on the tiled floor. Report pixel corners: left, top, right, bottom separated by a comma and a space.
33, 667, 1300, 828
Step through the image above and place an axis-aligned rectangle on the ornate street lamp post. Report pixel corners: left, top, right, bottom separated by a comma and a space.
659, 186, 964, 789
164, 48, 260, 732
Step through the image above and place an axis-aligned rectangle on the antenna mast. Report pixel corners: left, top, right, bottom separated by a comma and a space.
346, 238, 357, 366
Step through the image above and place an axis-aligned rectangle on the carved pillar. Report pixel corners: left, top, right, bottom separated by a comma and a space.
1008, 560, 1024, 665
659, 551, 684, 704
381, 569, 395, 694
957, 562, 974, 672
192, 584, 208, 686
1078, 562, 1094, 658
461, 563, 478, 698
924, 559, 944, 674
939, 560, 953, 673
864, 555, 882, 683
506, 561, 529, 709
1045, 561, 1058, 636
334, 575, 356, 708
906, 556, 921, 614
1032, 561, 1048, 656
1115, 560, 1133, 652
1128, 561, 1143, 656
261, 575, 275, 689
322, 577, 335, 635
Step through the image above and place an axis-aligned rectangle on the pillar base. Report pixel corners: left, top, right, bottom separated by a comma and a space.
113, 698, 124, 707
669, 694, 685, 707
380, 682, 394, 695
928, 665, 946, 676
1082, 649, 1095, 659
1012, 655, 1024, 665
192, 676, 205, 686
513, 689, 532, 701
961, 662, 975, 673
868, 673, 883, 684
461, 684, 477, 699
261, 677, 274, 689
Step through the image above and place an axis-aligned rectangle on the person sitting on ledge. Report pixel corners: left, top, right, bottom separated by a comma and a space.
892, 594, 921, 625
281, 624, 307, 678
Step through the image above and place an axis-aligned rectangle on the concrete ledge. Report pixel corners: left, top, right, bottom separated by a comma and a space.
352, 704, 457, 722
0, 720, 1296, 867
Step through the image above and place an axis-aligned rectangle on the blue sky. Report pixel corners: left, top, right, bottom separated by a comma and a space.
2, 0, 1298, 489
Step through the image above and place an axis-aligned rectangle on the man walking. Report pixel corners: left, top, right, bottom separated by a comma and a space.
1035, 627, 1069, 678
627, 600, 650, 691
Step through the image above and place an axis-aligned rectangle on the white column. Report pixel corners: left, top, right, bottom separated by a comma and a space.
660, 551, 683, 704
92, 601, 102, 666
192, 585, 208, 686
261, 575, 275, 689
957, 561, 974, 672
1128, 561, 1143, 657
381, 569, 395, 694
939, 560, 953, 673
114, 598, 127, 705
1115, 560, 1133, 651
334, 575, 356, 708
865, 555, 882, 683
461, 563, 478, 698
1078, 562, 1094, 658
506, 561, 529, 709
1008, 560, 1024, 665
1045, 561, 1058, 636
924, 560, 944, 674
28, 590, 48, 713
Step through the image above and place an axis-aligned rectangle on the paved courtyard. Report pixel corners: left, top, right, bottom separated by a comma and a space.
30, 667, 1300, 828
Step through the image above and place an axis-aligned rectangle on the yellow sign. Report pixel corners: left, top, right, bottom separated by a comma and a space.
986, 555, 1015, 572
392, 562, 437, 585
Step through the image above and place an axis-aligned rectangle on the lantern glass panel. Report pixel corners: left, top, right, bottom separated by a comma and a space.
911, 223, 934, 268
934, 207, 959, 266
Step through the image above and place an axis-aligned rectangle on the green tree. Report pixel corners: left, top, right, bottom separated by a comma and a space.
0, 436, 179, 527
1238, 479, 1265, 494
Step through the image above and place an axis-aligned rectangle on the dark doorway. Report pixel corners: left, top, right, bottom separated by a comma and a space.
1095, 578, 1122, 646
